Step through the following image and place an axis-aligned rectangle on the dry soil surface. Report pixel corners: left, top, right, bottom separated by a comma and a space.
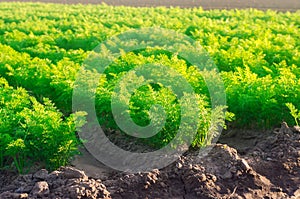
1, 0, 300, 11
0, 122, 299, 198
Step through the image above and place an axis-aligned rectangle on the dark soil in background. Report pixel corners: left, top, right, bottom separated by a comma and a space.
0, 122, 299, 198
1, 0, 300, 11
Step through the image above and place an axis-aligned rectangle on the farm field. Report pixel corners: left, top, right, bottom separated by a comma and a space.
0, 2, 299, 198
2, 0, 300, 11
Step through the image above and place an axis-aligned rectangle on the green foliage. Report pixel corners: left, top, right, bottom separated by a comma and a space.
94, 49, 225, 148
286, 103, 300, 126
0, 77, 85, 173
0, 3, 299, 171
0, 44, 81, 113
5, 139, 26, 173
0, 3, 298, 129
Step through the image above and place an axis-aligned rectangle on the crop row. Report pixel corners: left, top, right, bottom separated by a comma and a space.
0, 3, 299, 172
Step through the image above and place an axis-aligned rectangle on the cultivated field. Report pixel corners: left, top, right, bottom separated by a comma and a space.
0, 2, 299, 198
2, 0, 300, 11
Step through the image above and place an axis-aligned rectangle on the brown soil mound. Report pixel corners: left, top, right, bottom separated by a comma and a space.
0, 167, 110, 198
0, 123, 299, 199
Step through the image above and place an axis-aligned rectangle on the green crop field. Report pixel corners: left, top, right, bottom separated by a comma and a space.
0, 2, 299, 173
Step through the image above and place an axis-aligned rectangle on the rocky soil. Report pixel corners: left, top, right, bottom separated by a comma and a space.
0, 122, 299, 199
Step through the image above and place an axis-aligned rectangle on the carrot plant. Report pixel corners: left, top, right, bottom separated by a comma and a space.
286, 103, 300, 126
0, 2, 299, 165
0, 3, 299, 128
0, 77, 85, 173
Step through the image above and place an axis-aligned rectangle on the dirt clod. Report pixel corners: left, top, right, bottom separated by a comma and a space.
1, 124, 299, 198
31, 181, 49, 197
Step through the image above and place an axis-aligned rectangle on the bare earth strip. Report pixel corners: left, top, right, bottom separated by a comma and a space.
1, 0, 300, 11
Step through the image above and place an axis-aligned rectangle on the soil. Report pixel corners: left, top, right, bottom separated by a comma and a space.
1, 0, 300, 11
0, 1, 299, 198
0, 122, 299, 199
